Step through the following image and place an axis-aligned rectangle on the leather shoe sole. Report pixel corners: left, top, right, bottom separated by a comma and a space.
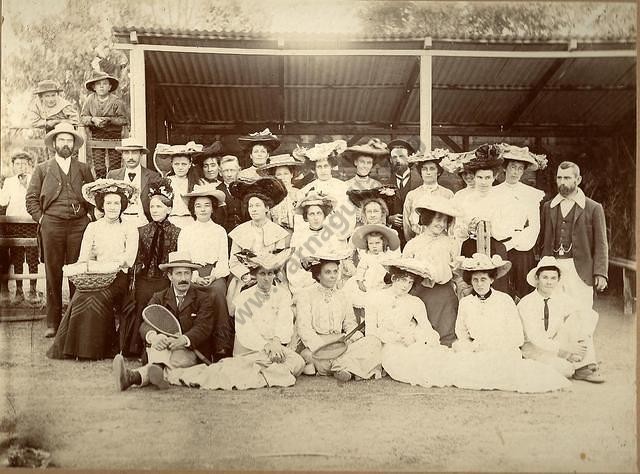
44, 328, 56, 338
148, 365, 170, 389
113, 354, 128, 391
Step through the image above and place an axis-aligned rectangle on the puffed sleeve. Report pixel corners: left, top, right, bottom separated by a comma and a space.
213, 225, 230, 279
295, 290, 325, 352
122, 223, 139, 268
77, 222, 97, 262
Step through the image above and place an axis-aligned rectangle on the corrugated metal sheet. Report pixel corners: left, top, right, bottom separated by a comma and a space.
433, 57, 558, 86
548, 57, 636, 86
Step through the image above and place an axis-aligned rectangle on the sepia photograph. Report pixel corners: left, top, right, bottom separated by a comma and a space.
0, 0, 636, 471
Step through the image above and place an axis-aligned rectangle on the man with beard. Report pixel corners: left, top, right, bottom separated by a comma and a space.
386, 139, 423, 248
540, 161, 608, 311
26, 122, 94, 338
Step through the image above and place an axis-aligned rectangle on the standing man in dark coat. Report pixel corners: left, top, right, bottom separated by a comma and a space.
386, 139, 423, 248
107, 138, 161, 226
540, 161, 608, 311
26, 122, 95, 337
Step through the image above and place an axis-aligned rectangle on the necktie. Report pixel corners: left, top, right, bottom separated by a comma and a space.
543, 298, 550, 331
397, 176, 405, 190
177, 294, 184, 310
128, 172, 136, 182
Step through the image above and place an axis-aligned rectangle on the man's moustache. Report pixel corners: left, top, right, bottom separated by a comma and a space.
177, 280, 190, 285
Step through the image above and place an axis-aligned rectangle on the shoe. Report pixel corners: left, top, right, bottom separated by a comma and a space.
44, 328, 56, 338
333, 370, 352, 383
148, 364, 170, 389
113, 354, 142, 391
302, 362, 316, 376
573, 364, 605, 384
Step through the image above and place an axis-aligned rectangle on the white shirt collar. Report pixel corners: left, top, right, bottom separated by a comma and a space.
396, 169, 410, 180
550, 188, 586, 209
125, 164, 142, 176
55, 155, 71, 174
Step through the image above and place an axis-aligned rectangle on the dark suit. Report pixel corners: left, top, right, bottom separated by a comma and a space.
107, 166, 161, 222
142, 285, 228, 361
217, 181, 245, 234
384, 168, 423, 247
26, 158, 94, 330
540, 195, 608, 286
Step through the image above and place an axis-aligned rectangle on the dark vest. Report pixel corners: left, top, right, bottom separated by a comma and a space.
553, 204, 575, 258
46, 163, 85, 220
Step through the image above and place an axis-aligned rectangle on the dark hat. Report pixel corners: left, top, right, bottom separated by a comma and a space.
341, 138, 390, 163
387, 139, 415, 155
346, 186, 396, 209
229, 176, 287, 206
148, 178, 174, 206
238, 129, 280, 152
84, 72, 119, 92
192, 141, 225, 166
34, 80, 62, 95
463, 144, 503, 173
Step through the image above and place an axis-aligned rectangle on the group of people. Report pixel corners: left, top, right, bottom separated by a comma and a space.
8, 117, 609, 393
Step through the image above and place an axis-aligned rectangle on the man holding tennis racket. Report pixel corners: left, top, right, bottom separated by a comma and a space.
113, 251, 216, 391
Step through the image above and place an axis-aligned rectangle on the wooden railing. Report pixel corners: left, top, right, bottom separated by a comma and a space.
610, 257, 636, 315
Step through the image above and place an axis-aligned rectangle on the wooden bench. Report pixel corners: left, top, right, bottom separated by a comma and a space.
610, 257, 636, 315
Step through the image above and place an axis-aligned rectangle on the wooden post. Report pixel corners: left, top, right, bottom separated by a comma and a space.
419, 53, 432, 151
129, 46, 148, 164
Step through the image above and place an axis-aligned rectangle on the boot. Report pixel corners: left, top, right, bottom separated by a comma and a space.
113, 354, 142, 391
148, 364, 170, 390
333, 370, 352, 383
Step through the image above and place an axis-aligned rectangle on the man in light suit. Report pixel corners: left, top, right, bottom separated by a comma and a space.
106, 138, 161, 226
386, 139, 423, 248
26, 123, 94, 337
540, 161, 608, 310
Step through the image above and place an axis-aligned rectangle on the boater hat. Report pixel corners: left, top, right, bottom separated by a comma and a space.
341, 138, 390, 163
115, 137, 149, 154
387, 139, 415, 155
256, 153, 305, 176
238, 128, 280, 152
457, 253, 512, 280
158, 251, 201, 271
182, 183, 226, 207
526, 256, 562, 287
229, 176, 287, 206
81, 178, 138, 206
351, 224, 400, 251
44, 122, 84, 152
34, 79, 62, 95
84, 72, 119, 92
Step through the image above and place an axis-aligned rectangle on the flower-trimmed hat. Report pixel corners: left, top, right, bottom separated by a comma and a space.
407, 148, 449, 166
413, 195, 463, 218
182, 183, 226, 207
229, 176, 287, 207
462, 144, 503, 173
387, 139, 416, 155
294, 190, 338, 215
351, 224, 400, 251
293, 140, 347, 168
526, 256, 562, 287
115, 137, 149, 154
154, 142, 203, 159
238, 128, 280, 152
500, 144, 547, 172
301, 247, 354, 271
81, 178, 138, 206
84, 71, 119, 92
44, 122, 84, 152
148, 178, 174, 207
256, 153, 305, 176
382, 256, 431, 281
456, 253, 512, 280
341, 138, 390, 163
347, 186, 395, 209
34, 79, 62, 95
235, 247, 295, 272
158, 251, 201, 271
192, 141, 224, 166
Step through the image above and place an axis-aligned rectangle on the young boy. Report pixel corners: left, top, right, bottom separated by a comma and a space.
29, 80, 79, 133
80, 72, 128, 178
517, 256, 603, 383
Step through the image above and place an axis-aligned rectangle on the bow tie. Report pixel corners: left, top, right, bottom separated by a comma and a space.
128, 172, 136, 181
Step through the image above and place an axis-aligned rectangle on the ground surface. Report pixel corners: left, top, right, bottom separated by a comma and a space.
0, 295, 636, 472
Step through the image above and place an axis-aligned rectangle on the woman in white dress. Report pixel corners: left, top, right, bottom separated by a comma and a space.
237, 129, 280, 180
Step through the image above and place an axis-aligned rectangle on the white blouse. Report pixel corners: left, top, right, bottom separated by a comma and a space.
78, 219, 138, 270
453, 188, 511, 242
177, 219, 229, 280
493, 181, 544, 252
402, 233, 460, 286
168, 176, 190, 217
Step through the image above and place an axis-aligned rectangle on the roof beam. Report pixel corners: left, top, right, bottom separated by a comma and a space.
502, 58, 566, 130
277, 56, 285, 132
439, 136, 463, 152
347, 135, 364, 146
391, 57, 421, 129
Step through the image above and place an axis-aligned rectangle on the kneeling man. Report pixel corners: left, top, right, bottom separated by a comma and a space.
113, 251, 215, 390
517, 256, 603, 383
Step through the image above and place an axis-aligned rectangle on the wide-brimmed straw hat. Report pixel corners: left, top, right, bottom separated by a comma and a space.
351, 224, 400, 251
34, 79, 62, 95
501, 144, 542, 172
407, 148, 448, 166
229, 176, 287, 206
154, 142, 203, 159
301, 248, 354, 270
462, 144, 504, 173
387, 139, 415, 155
235, 247, 295, 272
182, 183, 226, 207
293, 140, 347, 165
413, 195, 463, 218
115, 137, 149, 154
81, 178, 139, 206
192, 141, 224, 166
294, 190, 337, 215
457, 253, 512, 280
382, 257, 430, 281
256, 153, 305, 176
158, 251, 201, 271
526, 256, 562, 287
44, 122, 84, 152
84, 72, 119, 92
238, 128, 280, 152
341, 138, 390, 163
